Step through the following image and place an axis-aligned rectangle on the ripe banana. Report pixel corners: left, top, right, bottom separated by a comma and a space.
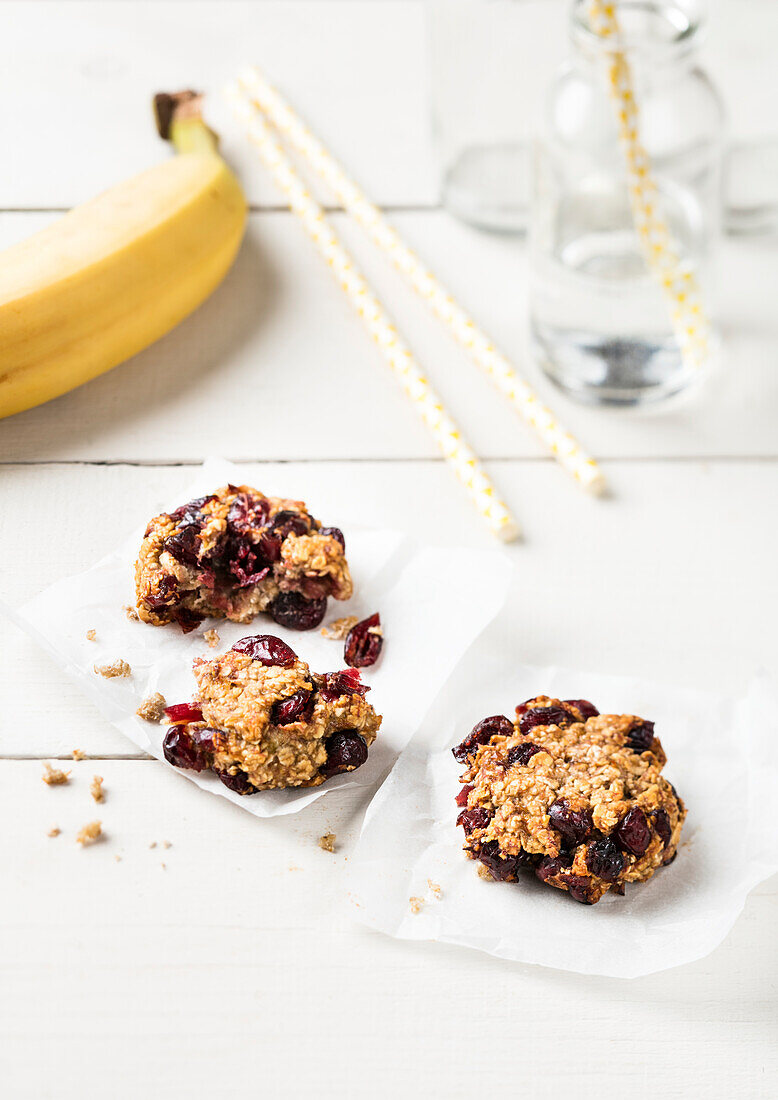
0, 92, 247, 419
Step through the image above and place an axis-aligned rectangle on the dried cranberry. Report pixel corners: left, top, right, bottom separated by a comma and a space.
269, 591, 327, 631
322, 731, 368, 778
476, 840, 527, 882
548, 798, 593, 844
536, 854, 572, 882
586, 837, 626, 882
217, 768, 258, 795
518, 706, 574, 735
144, 575, 178, 609
257, 531, 282, 562
457, 806, 492, 833
272, 689, 315, 726
452, 715, 513, 763
226, 492, 269, 535
455, 784, 474, 807
344, 613, 383, 668
172, 608, 204, 633
565, 698, 599, 719
505, 741, 544, 767
163, 523, 202, 568
231, 635, 297, 666
320, 526, 345, 550
565, 876, 596, 905
162, 726, 212, 772
613, 806, 651, 855
271, 510, 311, 540
168, 495, 215, 523
653, 808, 672, 848
164, 702, 204, 724
627, 720, 655, 752
319, 669, 369, 701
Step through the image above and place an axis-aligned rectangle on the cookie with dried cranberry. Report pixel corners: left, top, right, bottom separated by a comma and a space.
162, 636, 381, 792
135, 484, 352, 633
453, 696, 685, 904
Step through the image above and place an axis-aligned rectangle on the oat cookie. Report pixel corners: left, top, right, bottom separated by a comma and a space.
162, 635, 381, 792
135, 484, 352, 633
453, 696, 686, 905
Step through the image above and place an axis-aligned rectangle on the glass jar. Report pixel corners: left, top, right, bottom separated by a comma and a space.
529, 0, 725, 405
428, 1, 539, 233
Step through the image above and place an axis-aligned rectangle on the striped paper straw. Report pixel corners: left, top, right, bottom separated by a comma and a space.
587, 0, 711, 371
226, 85, 519, 543
238, 66, 605, 495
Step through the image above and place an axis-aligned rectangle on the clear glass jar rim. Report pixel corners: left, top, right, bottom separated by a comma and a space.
571, 0, 702, 59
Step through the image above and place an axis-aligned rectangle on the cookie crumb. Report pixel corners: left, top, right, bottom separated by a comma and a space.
72, 749, 86, 761
163, 841, 172, 849
477, 864, 494, 881
160, 863, 166, 870
47, 826, 61, 838
42, 762, 70, 786
136, 692, 167, 722
321, 616, 358, 640
76, 821, 102, 847
203, 628, 220, 648
124, 604, 140, 622
427, 880, 442, 898
114, 855, 122, 862
94, 658, 131, 679
318, 833, 336, 853
409, 896, 425, 914
149, 842, 157, 849
86, 629, 97, 642
90, 775, 105, 803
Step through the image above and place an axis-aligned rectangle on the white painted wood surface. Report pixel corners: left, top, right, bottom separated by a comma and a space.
1, 3, 776, 1098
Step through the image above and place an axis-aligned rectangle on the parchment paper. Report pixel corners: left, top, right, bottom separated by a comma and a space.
6, 459, 511, 817
348, 650, 778, 976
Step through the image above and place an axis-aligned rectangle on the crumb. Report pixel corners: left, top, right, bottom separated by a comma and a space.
477, 864, 494, 881
203, 628, 220, 648
124, 604, 140, 622
47, 827, 61, 838
76, 821, 102, 847
42, 762, 70, 786
409, 896, 425, 914
72, 749, 86, 761
427, 880, 442, 898
321, 615, 358, 640
136, 692, 167, 722
86, 629, 97, 642
115, 855, 122, 862
318, 833, 336, 853
149, 841, 157, 849
90, 775, 105, 803
163, 841, 172, 849
94, 658, 131, 679
160, 863, 166, 870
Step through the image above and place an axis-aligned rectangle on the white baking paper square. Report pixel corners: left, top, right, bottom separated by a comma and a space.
348, 648, 778, 976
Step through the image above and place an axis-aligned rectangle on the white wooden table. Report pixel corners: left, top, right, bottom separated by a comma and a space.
2, 3, 776, 1096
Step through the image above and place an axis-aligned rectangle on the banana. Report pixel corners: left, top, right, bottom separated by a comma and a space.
0, 92, 247, 419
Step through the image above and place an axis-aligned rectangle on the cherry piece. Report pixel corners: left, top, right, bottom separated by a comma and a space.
344, 613, 383, 668
231, 635, 297, 667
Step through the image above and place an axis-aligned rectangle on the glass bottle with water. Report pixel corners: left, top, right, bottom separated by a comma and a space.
530, 0, 724, 405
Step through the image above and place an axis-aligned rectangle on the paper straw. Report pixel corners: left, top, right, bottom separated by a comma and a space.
237, 66, 605, 496
225, 86, 519, 543
587, 0, 711, 371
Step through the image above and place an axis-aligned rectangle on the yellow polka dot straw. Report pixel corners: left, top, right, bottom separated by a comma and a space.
236, 67, 605, 496
225, 86, 519, 543
587, 0, 712, 372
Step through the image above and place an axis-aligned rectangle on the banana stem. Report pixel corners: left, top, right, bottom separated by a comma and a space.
153, 90, 220, 155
